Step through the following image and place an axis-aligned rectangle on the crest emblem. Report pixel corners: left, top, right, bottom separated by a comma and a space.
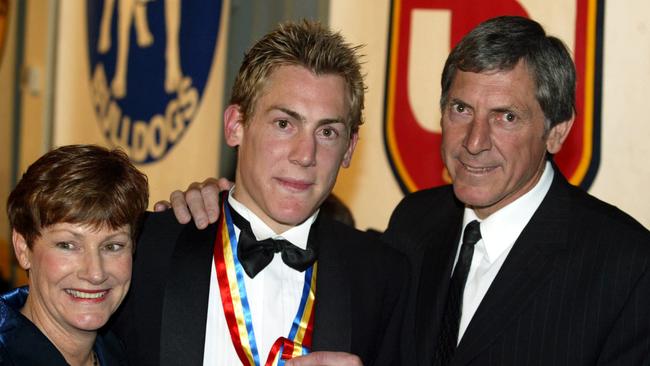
384, 0, 603, 192
87, 0, 223, 163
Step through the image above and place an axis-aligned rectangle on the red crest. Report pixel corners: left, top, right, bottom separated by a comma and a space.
383, 0, 603, 192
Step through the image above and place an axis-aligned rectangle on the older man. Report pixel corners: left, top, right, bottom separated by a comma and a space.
383, 16, 650, 365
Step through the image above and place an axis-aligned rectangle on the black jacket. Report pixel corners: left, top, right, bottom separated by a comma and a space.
384, 169, 650, 365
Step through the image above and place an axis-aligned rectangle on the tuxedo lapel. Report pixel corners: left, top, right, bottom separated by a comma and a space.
159, 222, 216, 366
311, 218, 352, 352
416, 202, 464, 365
453, 173, 571, 365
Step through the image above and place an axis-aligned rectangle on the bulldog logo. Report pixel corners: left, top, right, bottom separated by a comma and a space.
384, 0, 603, 192
87, 0, 223, 163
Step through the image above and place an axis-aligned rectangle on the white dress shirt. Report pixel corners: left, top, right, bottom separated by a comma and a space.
456, 162, 554, 342
202, 190, 318, 365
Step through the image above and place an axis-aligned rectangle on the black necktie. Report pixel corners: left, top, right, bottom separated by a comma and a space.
433, 220, 482, 365
228, 207, 318, 278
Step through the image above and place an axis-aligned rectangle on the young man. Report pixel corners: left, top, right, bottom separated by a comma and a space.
110, 21, 407, 366
172, 16, 650, 365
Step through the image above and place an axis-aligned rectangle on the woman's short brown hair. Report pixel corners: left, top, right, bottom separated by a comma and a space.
7, 144, 149, 246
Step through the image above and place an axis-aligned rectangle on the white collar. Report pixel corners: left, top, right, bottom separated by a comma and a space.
227, 188, 317, 250
463, 161, 554, 263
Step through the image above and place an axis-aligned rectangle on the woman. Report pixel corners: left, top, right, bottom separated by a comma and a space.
0, 145, 148, 365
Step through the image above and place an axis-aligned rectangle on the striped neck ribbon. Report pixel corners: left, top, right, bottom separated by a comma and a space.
214, 199, 317, 366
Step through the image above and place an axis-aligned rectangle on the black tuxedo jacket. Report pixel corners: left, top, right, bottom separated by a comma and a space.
110, 209, 408, 366
384, 170, 650, 365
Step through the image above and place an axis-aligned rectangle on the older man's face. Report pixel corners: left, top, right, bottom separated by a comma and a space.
441, 61, 573, 218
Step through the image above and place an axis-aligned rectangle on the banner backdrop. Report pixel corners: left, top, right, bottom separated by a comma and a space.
54, 0, 230, 205
330, 0, 650, 230
0, 0, 12, 285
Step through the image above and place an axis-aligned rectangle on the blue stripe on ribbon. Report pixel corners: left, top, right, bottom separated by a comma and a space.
224, 202, 261, 365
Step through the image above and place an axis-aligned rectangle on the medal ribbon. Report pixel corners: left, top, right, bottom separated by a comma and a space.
214, 199, 317, 366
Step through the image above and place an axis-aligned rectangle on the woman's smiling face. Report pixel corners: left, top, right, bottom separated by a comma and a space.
14, 222, 133, 335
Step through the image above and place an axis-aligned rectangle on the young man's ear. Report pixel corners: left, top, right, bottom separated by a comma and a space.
12, 230, 32, 270
224, 104, 245, 147
546, 114, 575, 154
341, 131, 359, 168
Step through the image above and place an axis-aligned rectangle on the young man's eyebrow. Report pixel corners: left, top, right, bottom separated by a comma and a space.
271, 106, 345, 126
272, 106, 304, 121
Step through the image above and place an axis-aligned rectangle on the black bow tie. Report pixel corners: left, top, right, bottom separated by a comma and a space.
228, 207, 318, 278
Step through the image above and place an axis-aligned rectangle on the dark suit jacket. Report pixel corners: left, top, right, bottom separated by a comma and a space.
110, 209, 408, 366
383, 170, 650, 365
